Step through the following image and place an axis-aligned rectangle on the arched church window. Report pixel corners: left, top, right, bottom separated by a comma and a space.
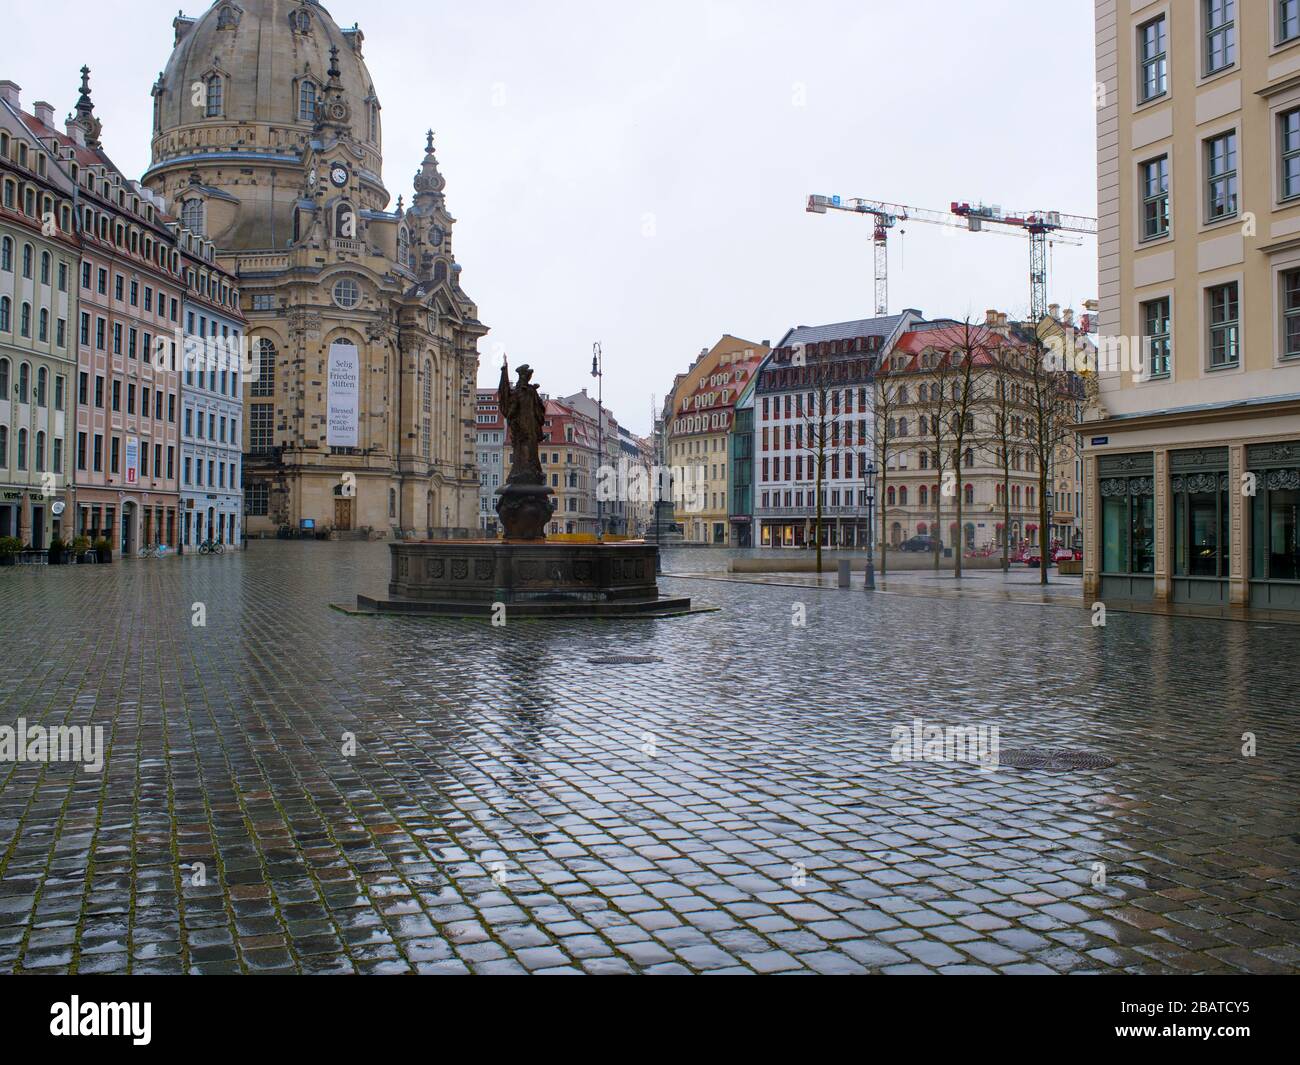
368, 103, 378, 143
217, 5, 239, 29
205, 75, 223, 117
421, 361, 432, 460
334, 201, 354, 239
397, 226, 409, 267
181, 199, 205, 236
298, 80, 317, 122
433, 260, 446, 283
291, 8, 311, 33
251, 337, 275, 397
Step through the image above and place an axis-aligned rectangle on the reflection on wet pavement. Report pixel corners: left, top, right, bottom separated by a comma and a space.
0, 542, 1296, 973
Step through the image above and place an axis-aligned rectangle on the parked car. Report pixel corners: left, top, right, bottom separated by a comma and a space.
899, 535, 940, 553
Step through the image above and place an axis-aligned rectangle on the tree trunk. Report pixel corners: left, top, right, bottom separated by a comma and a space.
878, 469, 888, 576
1002, 467, 1011, 572
954, 476, 963, 578
1040, 462, 1050, 586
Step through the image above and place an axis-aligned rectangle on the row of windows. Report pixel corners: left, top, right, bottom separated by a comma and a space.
78, 313, 179, 358
80, 261, 177, 321
193, 72, 380, 144
75, 432, 174, 480
0, 359, 65, 407
1135, 270, 1300, 378
75, 371, 177, 421
1, 238, 70, 290
760, 389, 869, 419
1, 176, 73, 238
1135, 2, 1289, 107
183, 407, 239, 446
182, 455, 238, 491
0, 426, 61, 473
0, 297, 66, 346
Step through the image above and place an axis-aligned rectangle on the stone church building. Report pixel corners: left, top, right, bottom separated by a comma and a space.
145, 0, 485, 537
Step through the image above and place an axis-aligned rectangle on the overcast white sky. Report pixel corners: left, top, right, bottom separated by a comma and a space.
7, 0, 1096, 435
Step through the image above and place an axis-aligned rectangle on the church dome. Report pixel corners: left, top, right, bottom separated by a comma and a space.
146, 0, 387, 248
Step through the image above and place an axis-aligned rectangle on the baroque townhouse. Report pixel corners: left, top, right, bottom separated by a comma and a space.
0, 85, 78, 547
879, 315, 1048, 553
665, 335, 769, 546
177, 223, 244, 548
539, 399, 599, 536
475, 388, 504, 535
1089, 0, 1300, 613
755, 314, 916, 549
557, 388, 626, 535
37, 71, 186, 555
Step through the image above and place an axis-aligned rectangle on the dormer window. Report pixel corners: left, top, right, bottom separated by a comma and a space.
205, 75, 223, 117
298, 80, 317, 122
291, 8, 311, 33
181, 198, 205, 237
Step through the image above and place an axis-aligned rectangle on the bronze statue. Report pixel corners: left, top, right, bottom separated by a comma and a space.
498, 357, 546, 483
495, 357, 555, 539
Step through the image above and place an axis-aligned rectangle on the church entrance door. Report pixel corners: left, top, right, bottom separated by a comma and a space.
334, 498, 353, 531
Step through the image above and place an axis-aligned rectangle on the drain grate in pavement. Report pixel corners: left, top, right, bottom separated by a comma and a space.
998, 748, 1116, 770
589, 655, 663, 665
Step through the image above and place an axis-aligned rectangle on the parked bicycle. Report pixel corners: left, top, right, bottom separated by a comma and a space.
137, 543, 169, 559
198, 540, 225, 555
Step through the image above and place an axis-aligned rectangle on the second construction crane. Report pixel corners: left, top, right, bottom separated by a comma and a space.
807, 194, 1097, 321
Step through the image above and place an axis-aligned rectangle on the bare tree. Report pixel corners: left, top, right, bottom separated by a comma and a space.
980, 346, 1022, 573
914, 341, 961, 571
1023, 331, 1082, 586
939, 319, 990, 579
872, 365, 908, 577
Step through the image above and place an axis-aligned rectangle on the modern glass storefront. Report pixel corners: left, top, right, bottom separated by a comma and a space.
1248, 442, 1300, 610
1098, 452, 1154, 601
1089, 440, 1300, 614
1169, 448, 1229, 605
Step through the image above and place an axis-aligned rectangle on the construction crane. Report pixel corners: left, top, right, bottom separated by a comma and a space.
949, 201, 1098, 320
807, 194, 1096, 320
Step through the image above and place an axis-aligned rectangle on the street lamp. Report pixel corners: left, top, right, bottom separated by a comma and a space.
863, 461, 877, 590
591, 342, 603, 540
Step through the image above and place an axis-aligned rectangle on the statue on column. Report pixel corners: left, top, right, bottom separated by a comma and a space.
495, 356, 554, 539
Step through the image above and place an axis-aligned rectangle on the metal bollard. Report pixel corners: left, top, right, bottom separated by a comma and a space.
837, 559, 851, 588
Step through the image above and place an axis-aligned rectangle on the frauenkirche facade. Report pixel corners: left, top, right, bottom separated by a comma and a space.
145, 0, 485, 538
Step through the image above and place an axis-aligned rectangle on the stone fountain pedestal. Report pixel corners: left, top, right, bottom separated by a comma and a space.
351, 539, 693, 618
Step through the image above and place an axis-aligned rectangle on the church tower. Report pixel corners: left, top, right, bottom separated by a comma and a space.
143, 0, 486, 537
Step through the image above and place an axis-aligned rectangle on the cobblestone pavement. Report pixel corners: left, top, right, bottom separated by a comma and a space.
0, 542, 1297, 974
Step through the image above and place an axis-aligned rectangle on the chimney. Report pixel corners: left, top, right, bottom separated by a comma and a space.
0, 81, 20, 109
1063, 308, 1074, 327
985, 309, 998, 325
65, 116, 84, 147
34, 101, 55, 127
1048, 302, 1060, 320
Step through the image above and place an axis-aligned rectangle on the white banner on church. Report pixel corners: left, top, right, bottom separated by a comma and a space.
327, 340, 359, 448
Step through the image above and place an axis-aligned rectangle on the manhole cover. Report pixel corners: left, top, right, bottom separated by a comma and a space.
589, 655, 663, 665
998, 748, 1115, 770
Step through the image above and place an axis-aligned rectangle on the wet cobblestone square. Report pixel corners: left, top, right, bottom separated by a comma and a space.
0, 542, 1297, 974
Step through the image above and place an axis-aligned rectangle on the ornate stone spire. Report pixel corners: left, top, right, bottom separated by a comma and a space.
413, 129, 446, 204
315, 46, 352, 134
71, 65, 103, 147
